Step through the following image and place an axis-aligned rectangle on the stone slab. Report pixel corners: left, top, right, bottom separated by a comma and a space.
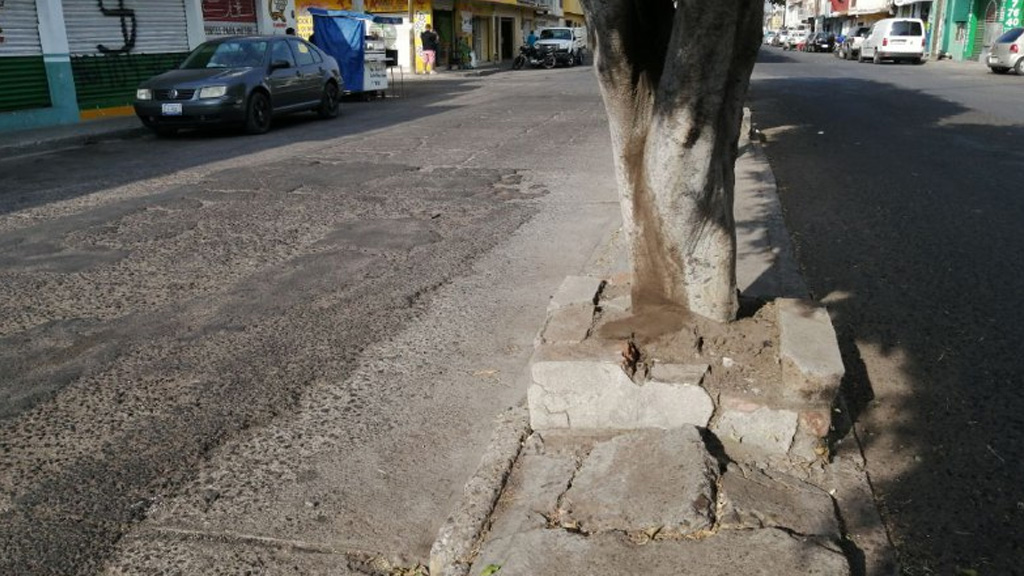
471, 527, 850, 576
547, 276, 604, 312
529, 349, 717, 430
483, 438, 579, 542
777, 298, 845, 404
537, 303, 595, 345
560, 428, 717, 537
719, 464, 840, 537
713, 400, 798, 455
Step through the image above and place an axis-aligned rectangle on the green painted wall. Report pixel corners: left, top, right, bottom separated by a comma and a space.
0, 57, 52, 113
71, 52, 188, 110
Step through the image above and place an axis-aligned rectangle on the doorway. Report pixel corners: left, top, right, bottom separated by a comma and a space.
971, 0, 1001, 59
500, 17, 514, 61
433, 10, 454, 69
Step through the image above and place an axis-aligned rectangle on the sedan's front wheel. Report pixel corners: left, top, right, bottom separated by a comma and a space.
244, 91, 272, 135
318, 82, 340, 119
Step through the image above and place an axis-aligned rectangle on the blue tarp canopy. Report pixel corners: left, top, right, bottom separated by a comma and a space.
309, 9, 401, 92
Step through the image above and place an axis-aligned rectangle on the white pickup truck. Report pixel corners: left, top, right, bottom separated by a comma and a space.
534, 26, 587, 66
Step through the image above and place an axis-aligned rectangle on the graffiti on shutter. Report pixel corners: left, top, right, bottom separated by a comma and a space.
64, 1, 190, 109
96, 0, 138, 54
63, 0, 190, 56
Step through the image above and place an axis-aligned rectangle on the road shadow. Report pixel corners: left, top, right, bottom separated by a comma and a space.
749, 72, 1024, 574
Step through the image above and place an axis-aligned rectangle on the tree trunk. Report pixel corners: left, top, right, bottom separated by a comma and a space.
581, 0, 762, 323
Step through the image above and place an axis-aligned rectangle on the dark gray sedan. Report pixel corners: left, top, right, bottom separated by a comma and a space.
134, 36, 342, 136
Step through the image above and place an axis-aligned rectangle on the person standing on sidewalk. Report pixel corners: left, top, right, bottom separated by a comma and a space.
420, 24, 440, 75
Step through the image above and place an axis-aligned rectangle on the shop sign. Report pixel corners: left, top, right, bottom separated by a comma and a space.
1003, 0, 1023, 27
203, 0, 258, 37
269, 0, 288, 29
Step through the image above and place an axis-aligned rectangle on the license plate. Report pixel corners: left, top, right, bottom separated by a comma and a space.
989, 55, 999, 64
161, 103, 183, 116
891, 39, 906, 44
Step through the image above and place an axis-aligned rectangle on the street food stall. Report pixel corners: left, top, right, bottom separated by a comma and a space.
309, 9, 400, 98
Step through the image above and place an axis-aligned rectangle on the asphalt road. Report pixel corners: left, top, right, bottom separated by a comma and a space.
0, 68, 621, 574
751, 49, 1024, 574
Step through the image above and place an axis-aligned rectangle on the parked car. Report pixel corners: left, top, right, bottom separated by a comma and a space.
783, 29, 809, 51
774, 29, 790, 47
764, 30, 778, 45
859, 18, 927, 64
134, 36, 342, 136
838, 26, 871, 60
987, 27, 1024, 74
807, 32, 835, 53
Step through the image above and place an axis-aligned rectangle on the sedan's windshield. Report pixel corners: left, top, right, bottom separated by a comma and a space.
182, 40, 268, 69
540, 29, 572, 41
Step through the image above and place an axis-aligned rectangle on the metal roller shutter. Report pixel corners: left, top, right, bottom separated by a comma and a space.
0, 0, 44, 55
63, 0, 190, 56
64, 0, 191, 110
0, 0, 51, 112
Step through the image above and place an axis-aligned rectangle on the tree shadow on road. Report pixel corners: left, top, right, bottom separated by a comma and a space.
749, 71, 1024, 574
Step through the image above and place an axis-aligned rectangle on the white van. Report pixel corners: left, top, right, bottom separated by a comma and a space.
859, 18, 927, 64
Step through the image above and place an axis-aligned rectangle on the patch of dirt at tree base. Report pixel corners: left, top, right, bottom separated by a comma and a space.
594, 294, 782, 401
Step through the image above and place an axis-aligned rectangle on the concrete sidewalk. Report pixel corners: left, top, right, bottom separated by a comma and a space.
429, 118, 897, 576
0, 115, 146, 159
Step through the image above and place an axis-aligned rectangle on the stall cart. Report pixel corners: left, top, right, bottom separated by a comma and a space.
309, 9, 399, 99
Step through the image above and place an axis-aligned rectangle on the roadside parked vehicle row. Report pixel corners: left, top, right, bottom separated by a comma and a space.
765, 18, 931, 67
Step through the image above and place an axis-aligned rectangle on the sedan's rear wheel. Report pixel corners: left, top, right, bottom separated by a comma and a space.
318, 82, 340, 119
244, 91, 272, 135
1015, 57, 1024, 75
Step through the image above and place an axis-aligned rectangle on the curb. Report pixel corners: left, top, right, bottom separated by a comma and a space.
429, 406, 530, 576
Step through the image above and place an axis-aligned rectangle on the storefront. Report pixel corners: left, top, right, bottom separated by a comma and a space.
940, 0, 1022, 60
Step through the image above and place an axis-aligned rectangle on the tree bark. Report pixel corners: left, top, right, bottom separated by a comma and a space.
581, 0, 762, 323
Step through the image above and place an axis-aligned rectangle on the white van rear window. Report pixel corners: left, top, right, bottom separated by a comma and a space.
891, 21, 923, 36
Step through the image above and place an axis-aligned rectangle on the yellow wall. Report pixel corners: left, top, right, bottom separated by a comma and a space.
295, 0, 352, 38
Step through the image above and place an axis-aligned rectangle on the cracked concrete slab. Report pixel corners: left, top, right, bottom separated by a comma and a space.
560, 427, 718, 537
471, 527, 850, 576
546, 276, 604, 312
719, 464, 840, 538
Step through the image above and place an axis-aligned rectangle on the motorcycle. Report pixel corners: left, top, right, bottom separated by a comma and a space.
512, 44, 556, 70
